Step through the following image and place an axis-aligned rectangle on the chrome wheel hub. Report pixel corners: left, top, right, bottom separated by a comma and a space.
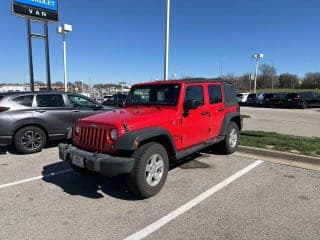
21, 130, 42, 151
145, 154, 164, 187
229, 128, 238, 148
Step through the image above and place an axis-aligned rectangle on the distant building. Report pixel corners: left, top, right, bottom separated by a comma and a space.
0, 84, 30, 93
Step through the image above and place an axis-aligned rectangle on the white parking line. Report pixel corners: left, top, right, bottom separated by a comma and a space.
0, 169, 72, 189
124, 160, 263, 240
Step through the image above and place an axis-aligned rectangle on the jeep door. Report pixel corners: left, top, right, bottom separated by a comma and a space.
206, 83, 225, 138
181, 85, 210, 147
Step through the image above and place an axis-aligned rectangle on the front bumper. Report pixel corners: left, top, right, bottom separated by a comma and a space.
59, 143, 135, 177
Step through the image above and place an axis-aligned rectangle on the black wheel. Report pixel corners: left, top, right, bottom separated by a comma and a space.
14, 126, 47, 154
127, 142, 169, 198
301, 101, 308, 109
217, 122, 239, 154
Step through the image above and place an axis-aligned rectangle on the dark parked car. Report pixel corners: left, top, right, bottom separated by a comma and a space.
285, 92, 320, 108
0, 92, 109, 154
256, 93, 277, 106
102, 93, 127, 107
246, 93, 257, 106
268, 92, 288, 107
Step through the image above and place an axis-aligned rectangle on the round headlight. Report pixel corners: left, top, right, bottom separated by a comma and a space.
75, 125, 81, 135
110, 128, 118, 141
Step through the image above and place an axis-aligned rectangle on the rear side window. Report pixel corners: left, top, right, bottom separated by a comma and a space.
185, 86, 204, 106
208, 85, 222, 104
12, 95, 34, 107
224, 83, 237, 106
36, 94, 65, 107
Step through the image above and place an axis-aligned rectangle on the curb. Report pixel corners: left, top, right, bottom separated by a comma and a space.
238, 145, 320, 166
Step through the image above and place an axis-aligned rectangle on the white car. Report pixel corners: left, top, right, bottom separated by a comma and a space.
236, 92, 249, 104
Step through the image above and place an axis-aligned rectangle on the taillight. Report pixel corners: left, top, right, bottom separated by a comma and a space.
0, 107, 9, 112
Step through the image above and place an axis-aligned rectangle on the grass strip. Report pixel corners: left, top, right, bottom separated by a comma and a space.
240, 130, 320, 157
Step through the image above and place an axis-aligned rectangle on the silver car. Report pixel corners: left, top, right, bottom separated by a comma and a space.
0, 92, 110, 154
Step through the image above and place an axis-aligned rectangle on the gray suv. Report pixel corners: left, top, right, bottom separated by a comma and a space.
0, 92, 109, 154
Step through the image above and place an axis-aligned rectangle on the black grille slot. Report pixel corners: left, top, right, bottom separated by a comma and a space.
78, 124, 108, 151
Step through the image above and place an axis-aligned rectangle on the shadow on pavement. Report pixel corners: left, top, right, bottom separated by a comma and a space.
0, 145, 16, 155
42, 161, 140, 201
42, 150, 218, 201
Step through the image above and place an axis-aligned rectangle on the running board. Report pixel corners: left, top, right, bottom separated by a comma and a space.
176, 136, 225, 160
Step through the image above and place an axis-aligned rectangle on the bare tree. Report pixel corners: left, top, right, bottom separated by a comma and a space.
303, 72, 320, 89
258, 64, 277, 89
278, 73, 299, 88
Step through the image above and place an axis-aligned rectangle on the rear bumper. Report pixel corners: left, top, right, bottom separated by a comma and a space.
59, 143, 135, 177
0, 136, 12, 146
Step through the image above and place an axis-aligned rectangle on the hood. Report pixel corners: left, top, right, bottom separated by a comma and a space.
80, 106, 178, 131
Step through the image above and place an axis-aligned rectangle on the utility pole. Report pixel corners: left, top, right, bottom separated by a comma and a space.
252, 53, 264, 93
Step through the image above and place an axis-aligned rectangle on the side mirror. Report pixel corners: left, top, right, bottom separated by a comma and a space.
93, 104, 102, 111
183, 99, 198, 117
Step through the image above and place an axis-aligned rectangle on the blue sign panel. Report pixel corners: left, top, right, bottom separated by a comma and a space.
12, 0, 59, 21
14, 0, 58, 11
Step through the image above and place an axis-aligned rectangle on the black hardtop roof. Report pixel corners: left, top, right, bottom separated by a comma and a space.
134, 78, 233, 86
181, 78, 233, 84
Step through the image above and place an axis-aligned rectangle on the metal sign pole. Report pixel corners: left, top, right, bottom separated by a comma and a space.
164, 0, 170, 81
44, 22, 51, 90
26, 19, 35, 92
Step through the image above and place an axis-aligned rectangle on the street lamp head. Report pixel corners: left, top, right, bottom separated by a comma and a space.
252, 53, 264, 59
57, 24, 73, 34
57, 26, 63, 34
63, 24, 73, 33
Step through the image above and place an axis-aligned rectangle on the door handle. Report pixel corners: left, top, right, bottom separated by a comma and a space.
72, 110, 80, 112
35, 110, 46, 113
218, 107, 224, 112
201, 111, 209, 116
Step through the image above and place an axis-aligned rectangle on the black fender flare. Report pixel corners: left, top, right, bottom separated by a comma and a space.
219, 112, 242, 136
115, 127, 177, 152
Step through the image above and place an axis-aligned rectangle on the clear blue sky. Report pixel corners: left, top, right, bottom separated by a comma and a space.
1, 0, 320, 85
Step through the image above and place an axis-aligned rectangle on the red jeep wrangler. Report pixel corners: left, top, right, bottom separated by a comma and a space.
59, 79, 242, 198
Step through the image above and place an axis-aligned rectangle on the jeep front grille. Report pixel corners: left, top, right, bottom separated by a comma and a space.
76, 123, 112, 152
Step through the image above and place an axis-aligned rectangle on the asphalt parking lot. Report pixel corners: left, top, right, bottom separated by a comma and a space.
241, 106, 320, 137
1, 147, 320, 240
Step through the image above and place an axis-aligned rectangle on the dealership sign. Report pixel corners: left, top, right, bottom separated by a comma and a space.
12, 0, 59, 22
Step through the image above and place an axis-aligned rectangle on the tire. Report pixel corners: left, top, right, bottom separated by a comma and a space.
301, 101, 308, 109
14, 126, 47, 154
127, 142, 169, 198
217, 122, 239, 154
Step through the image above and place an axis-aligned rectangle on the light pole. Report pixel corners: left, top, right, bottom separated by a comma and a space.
252, 53, 264, 93
57, 24, 73, 92
164, 0, 170, 81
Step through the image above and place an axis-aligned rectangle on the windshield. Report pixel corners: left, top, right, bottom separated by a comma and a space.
126, 84, 181, 106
